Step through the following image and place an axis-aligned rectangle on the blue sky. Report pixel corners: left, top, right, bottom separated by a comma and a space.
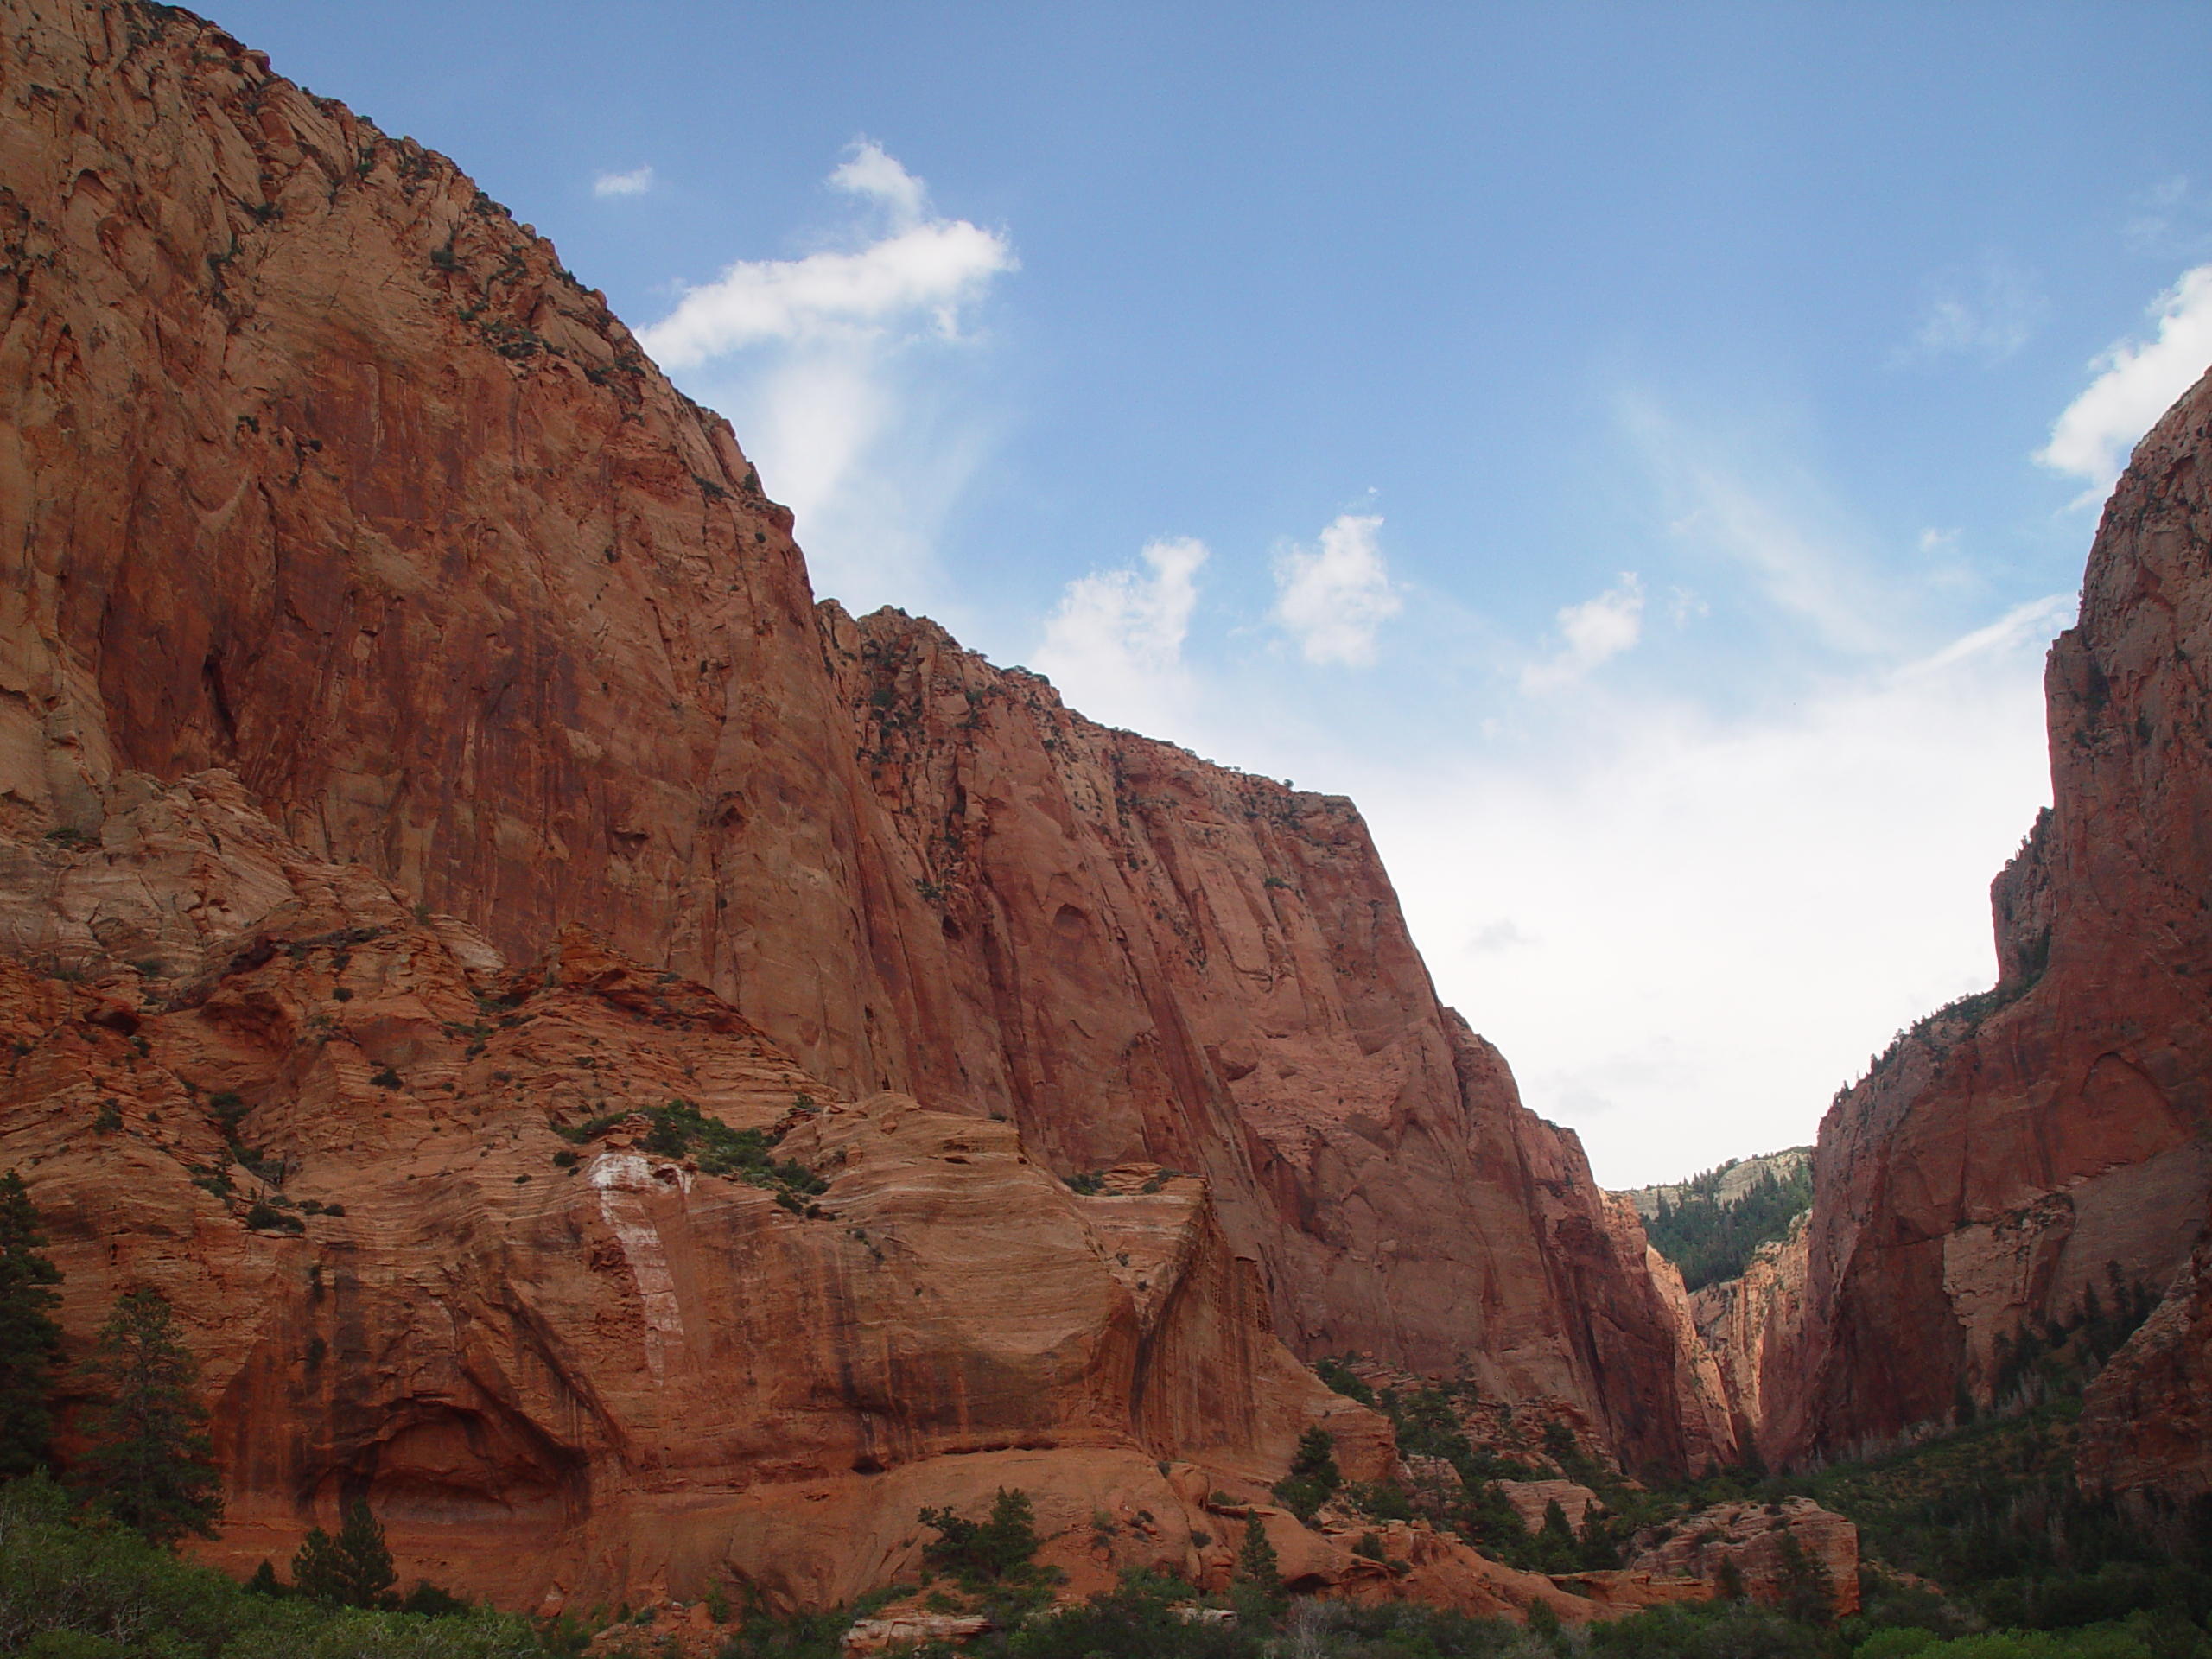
208, 2, 2212, 1185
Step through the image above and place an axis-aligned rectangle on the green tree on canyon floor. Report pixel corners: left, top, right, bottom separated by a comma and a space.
0, 1169, 62, 1481
73, 1286, 221, 1544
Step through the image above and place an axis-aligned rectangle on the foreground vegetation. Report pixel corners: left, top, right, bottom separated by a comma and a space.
3, 1396, 2209, 1659
4, 1155, 2205, 1657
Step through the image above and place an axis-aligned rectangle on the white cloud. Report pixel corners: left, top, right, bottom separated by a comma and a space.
2037, 264, 2212, 502
1033, 538, 1208, 735
830, 137, 928, 227
637, 143, 1017, 611
1349, 592, 2070, 1185
593, 166, 654, 198
639, 146, 1013, 368
1270, 513, 1401, 665
1521, 574, 1644, 692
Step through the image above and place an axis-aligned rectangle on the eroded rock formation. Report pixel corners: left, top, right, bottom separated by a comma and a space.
1623, 1497, 1859, 1618
0, 769, 1392, 1607
2077, 1208, 2212, 1520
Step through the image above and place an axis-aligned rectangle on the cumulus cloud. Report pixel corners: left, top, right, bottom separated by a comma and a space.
1521, 574, 1644, 692
1270, 513, 1401, 665
830, 137, 928, 226
639, 143, 1014, 369
2038, 264, 2212, 502
636, 142, 1017, 610
1033, 538, 1208, 734
593, 166, 654, 198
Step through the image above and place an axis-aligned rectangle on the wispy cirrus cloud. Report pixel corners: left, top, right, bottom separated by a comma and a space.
1895, 257, 2046, 366
1270, 512, 1401, 665
637, 141, 1018, 610
2037, 264, 2212, 504
1630, 400, 1891, 657
2126, 176, 2212, 260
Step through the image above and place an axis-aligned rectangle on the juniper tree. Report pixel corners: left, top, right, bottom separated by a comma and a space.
0, 1170, 63, 1479
74, 1287, 221, 1543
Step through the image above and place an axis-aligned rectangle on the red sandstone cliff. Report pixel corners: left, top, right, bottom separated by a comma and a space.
0, 769, 1399, 1608
0, 0, 1729, 1599
1751, 366, 2212, 1466
813, 606, 1728, 1471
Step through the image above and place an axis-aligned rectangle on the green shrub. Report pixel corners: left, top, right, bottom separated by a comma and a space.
0, 1476, 538, 1656
918, 1487, 1042, 1584
567, 1101, 832, 1206
291, 1499, 396, 1608
1313, 1355, 1374, 1406
1271, 1427, 1343, 1521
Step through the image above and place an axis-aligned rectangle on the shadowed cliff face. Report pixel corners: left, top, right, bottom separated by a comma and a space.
1752, 367, 2212, 1467
0, 0, 1726, 1479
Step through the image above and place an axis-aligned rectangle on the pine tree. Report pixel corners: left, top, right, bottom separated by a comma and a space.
74, 1287, 221, 1543
0, 1169, 63, 1478
292, 1497, 397, 1607
1233, 1513, 1283, 1616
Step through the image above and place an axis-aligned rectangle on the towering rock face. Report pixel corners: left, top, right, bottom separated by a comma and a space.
1755, 367, 2212, 1466
814, 607, 1730, 1471
0, 0, 1728, 1580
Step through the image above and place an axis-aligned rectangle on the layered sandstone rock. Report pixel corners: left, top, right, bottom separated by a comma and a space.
1755, 367, 2212, 1465
0, 0, 1726, 1480
0, 769, 1387, 1609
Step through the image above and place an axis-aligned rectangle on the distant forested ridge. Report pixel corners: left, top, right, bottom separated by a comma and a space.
1636, 1153, 1814, 1293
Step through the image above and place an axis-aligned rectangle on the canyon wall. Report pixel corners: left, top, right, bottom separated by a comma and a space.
1752, 365, 2212, 1466
0, 768, 1394, 1608
0, 0, 1732, 1604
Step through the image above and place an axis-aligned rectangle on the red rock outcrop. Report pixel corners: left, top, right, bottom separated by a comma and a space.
1623, 1497, 1859, 1618
814, 606, 1732, 1472
1754, 366, 2212, 1465
1690, 1221, 1809, 1456
0, 0, 1727, 1483
2077, 1209, 2212, 1517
